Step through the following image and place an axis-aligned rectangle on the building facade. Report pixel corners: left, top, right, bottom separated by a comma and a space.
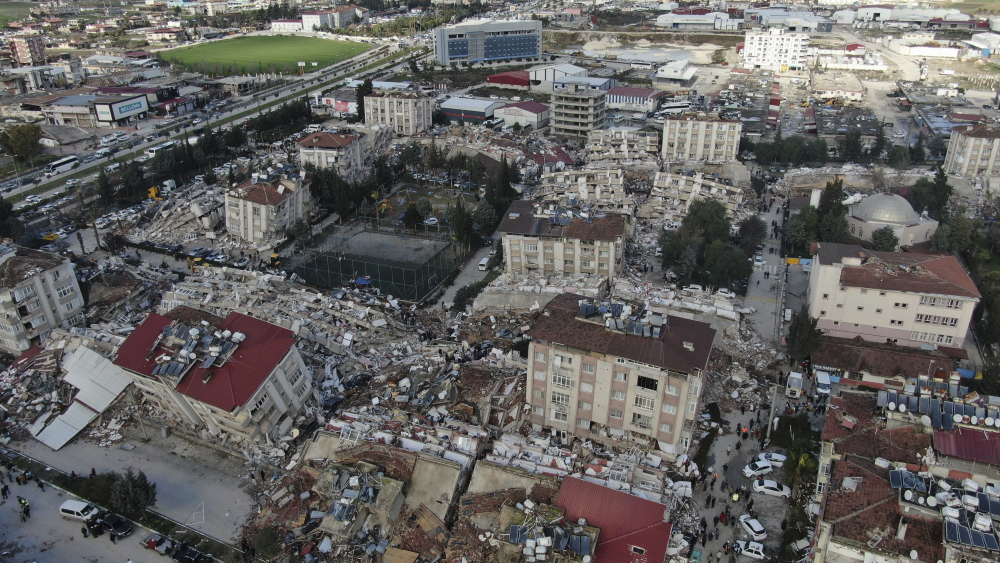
270, 19, 303, 32
225, 175, 311, 243
741, 28, 809, 70
807, 242, 980, 350
587, 128, 660, 162
114, 307, 315, 445
551, 82, 607, 140
527, 293, 716, 458
605, 86, 666, 113
301, 10, 332, 30
0, 246, 83, 354
496, 200, 627, 277
661, 113, 742, 162
651, 171, 745, 223
845, 193, 938, 249
943, 123, 1000, 178
297, 131, 366, 182
493, 101, 551, 129
363, 91, 432, 136
433, 19, 542, 65
9, 36, 47, 67
537, 168, 634, 215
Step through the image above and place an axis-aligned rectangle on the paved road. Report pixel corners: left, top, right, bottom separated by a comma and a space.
440, 246, 493, 307
745, 198, 787, 346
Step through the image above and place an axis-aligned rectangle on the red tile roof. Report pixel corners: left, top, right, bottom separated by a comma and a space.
297, 131, 358, 149
114, 310, 295, 412
9, 345, 43, 372
555, 477, 672, 563
934, 429, 1000, 466
228, 179, 295, 206
487, 70, 530, 87
607, 86, 666, 100
812, 336, 954, 381
496, 200, 626, 242
821, 393, 931, 463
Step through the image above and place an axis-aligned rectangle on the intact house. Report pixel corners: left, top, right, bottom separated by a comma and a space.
113, 306, 315, 445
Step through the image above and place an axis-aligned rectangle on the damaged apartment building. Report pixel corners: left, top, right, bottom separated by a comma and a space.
526, 293, 717, 459
586, 128, 661, 164
645, 170, 746, 224
536, 167, 635, 216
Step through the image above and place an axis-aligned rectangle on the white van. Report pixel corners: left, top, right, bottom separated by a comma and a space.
478, 257, 489, 271
105, 163, 121, 173
816, 371, 832, 395
94, 148, 111, 159
60, 499, 101, 522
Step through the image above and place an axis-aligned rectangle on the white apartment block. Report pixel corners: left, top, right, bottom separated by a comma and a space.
527, 293, 716, 457
943, 123, 1000, 178
225, 175, 311, 244
662, 113, 742, 162
496, 200, 627, 277
586, 128, 660, 162
363, 91, 432, 137
538, 168, 635, 216
808, 243, 980, 350
551, 82, 607, 141
297, 131, 366, 183
270, 19, 303, 32
742, 28, 809, 71
649, 171, 745, 223
0, 246, 84, 354
301, 11, 332, 30
204, 0, 228, 16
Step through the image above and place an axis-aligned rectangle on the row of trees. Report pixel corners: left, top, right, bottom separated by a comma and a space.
744, 133, 828, 166
244, 99, 313, 142
744, 126, 947, 166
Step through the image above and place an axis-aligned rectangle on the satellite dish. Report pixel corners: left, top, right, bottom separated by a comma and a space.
889, 402, 896, 410
994, 418, 1000, 428
972, 416, 979, 425
927, 496, 938, 507
918, 496, 926, 505
920, 415, 932, 426
953, 414, 964, 423
904, 490, 913, 501
899, 403, 907, 412
910, 551, 918, 560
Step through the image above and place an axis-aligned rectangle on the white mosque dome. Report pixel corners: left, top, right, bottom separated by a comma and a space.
852, 193, 920, 225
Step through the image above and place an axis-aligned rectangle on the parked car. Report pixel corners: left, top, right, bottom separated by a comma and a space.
753, 256, 765, 267
101, 513, 134, 538
758, 453, 787, 467
40, 244, 60, 252
742, 460, 774, 478
715, 288, 736, 299
168, 244, 184, 253
233, 257, 250, 268
735, 541, 766, 560
739, 515, 767, 541
752, 479, 791, 498
140, 533, 177, 556
425, 217, 439, 225
682, 284, 704, 294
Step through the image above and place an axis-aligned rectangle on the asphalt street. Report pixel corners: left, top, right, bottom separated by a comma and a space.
744, 196, 787, 346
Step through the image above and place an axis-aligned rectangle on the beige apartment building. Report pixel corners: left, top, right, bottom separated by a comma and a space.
808, 242, 980, 350
650, 171, 745, 223
297, 131, 366, 183
225, 174, 311, 244
363, 91, 432, 137
586, 128, 660, 162
943, 123, 1000, 179
114, 306, 315, 445
537, 168, 635, 215
496, 200, 627, 277
551, 82, 607, 141
0, 245, 84, 354
527, 293, 716, 457
662, 113, 742, 162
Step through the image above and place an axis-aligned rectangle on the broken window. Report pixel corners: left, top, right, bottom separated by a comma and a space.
637, 375, 658, 392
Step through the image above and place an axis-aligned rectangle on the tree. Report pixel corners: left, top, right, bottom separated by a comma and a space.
109, 469, 157, 518
737, 216, 767, 257
0, 124, 43, 162
931, 223, 952, 252
808, 139, 829, 164
909, 132, 926, 163
408, 57, 419, 73
402, 202, 423, 229
870, 225, 900, 251
839, 128, 864, 162
415, 197, 433, 219
711, 48, 727, 64
356, 78, 373, 122
969, 360, 1000, 396
868, 125, 888, 161
785, 305, 823, 364
203, 171, 218, 185
472, 198, 498, 231
675, 245, 698, 282
682, 198, 730, 243
0, 195, 21, 240
511, 122, 522, 132
97, 169, 113, 204
818, 212, 851, 243
887, 145, 910, 169
817, 178, 846, 222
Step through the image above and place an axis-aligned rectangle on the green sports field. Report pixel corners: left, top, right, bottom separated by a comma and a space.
163, 36, 371, 75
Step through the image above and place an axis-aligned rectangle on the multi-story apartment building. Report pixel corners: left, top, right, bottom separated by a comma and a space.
537, 168, 634, 215
496, 200, 627, 277
331, 5, 367, 28
551, 82, 607, 141
808, 242, 980, 349
225, 174, 311, 244
0, 246, 83, 354
943, 123, 1000, 178
527, 293, 716, 457
114, 306, 315, 445
363, 91, 432, 137
301, 10, 332, 30
297, 131, 366, 182
9, 36, 47, 67
650, 171, 745, 222
586, 128, 660, 162
433, 19, 542, 65
741, 28, 809, 71
662, 113, 742, 162
204, 0, 228, 16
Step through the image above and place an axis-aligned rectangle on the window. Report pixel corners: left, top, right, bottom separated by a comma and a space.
511, 244, 520, 250
634, 396, 655, 411
861, 289, 868, 294
614, 371, 627, 382
616, 358, 627, 364
890, 320, 902, 325
665, 384, 679, 395
578, 401, 592, 410
611, 390, 626, 401
690, 381, 701, 396
544, 245, 553, 253
687, 400, 697, 414
552, 373, 573, 389
512, 256, 520, 263
632, 413, 651, 429
822, 294, 829, 299
659, 423, 674, 434
637, 375, 658, 391
533, 406, 544, 416
578, 418, 591, 428
551, 410, 568, 422
631, 546, 647, 556
534, 370, 546, 380
836, 304, 843, 308
565, 260, 573, 267
876, 308, 882, 313
534, 352, 546, 362
250, 395, 267, 413
662, 403, 677, 415
287, 369, 303, 387
880, 292, 886, 296
533, 389, 544, 399
56, 283, 75, 298
580, 382, 594, 393
582, 364, 595, 374
524, 244, 538, 252
894, 302, 907, 309
820, 311, 826, 316
555, 355, 572, 367
51, 270, 61, 281
551, 392, 570, 407
610, 409, 623, 419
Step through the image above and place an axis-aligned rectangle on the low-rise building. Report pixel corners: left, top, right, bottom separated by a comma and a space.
527, 63, 586, 92
270, 19, 303, 32
0, 245, 84, 354
145, 28, 186, 42
363, 91, 432, 136
497, 200, 626, 277
846, 193, 938, 248
439, 97, 506, 124
527, 293, 716, 457
605, 86, 666, 113
661, 113, 742, 162
654, 59, 698, 88
114, 306, 315, 445
224, 174, 311, 243
812, 72, 866, 101
944, 123, 1000, 179
493, 101, 550, 129
297, 131, 366, 182
807, 242, 980, 350
551, 81, 607, 141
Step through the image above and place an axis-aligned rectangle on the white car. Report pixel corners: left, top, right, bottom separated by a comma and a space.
65, 179, 80, 188
736, 541, 766, 560
758, 453, 788, 467
715, 288, 737, 299
742, 460, 774, 478
682, 284, 704, 294
425, 217, 439, 225
739, 515, 767, 541
753, 479, 791, 498
753, 256, 765, 267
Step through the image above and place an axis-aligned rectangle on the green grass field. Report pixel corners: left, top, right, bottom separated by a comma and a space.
163, 36, 370, 75
0, 2, 37, 27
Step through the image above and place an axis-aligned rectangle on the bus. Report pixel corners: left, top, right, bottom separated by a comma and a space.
145, 141, 178, 158
44, 156, 78, 177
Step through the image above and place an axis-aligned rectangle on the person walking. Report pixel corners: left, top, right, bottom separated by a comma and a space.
726, 445, 732, 456
0, 484, 7, 499
36, 479, 44, 492
109, 532, 116, 544
81, 526, 88, 539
